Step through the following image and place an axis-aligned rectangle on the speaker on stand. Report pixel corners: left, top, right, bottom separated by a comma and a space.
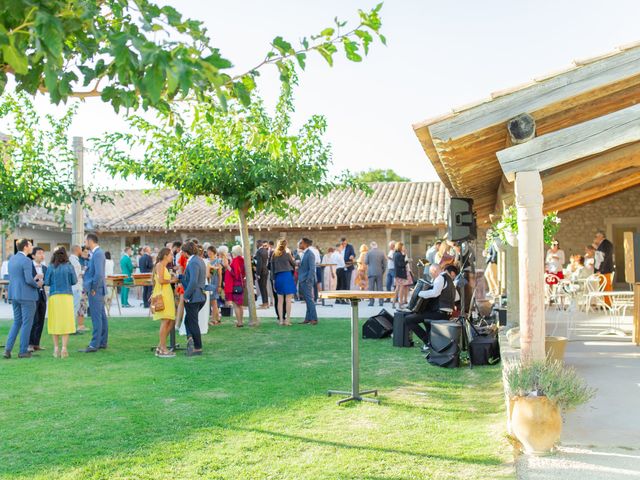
448, 198, 477, 242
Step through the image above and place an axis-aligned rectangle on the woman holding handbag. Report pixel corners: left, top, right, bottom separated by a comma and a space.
151, 248, 178, 358
224, 245, 247, 327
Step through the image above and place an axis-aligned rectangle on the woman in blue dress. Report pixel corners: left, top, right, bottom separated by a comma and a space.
270, 239, 296, 326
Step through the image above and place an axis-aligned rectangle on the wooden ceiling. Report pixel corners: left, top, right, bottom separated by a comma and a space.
413, 43, 640, 223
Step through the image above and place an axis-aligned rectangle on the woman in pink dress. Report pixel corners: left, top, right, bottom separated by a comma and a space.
224, 245, 246, 327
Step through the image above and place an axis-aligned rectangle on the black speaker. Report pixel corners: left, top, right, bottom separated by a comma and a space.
392, 310, 414, 347
362, 309, 394, 339
427, 321, 462, 368
448, 197, 477, 242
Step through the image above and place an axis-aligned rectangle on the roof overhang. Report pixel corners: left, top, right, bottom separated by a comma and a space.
413, 42, 640, 222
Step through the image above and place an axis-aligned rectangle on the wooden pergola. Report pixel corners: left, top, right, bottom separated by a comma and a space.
413, 42, 640, 357
413, 42, 640, 224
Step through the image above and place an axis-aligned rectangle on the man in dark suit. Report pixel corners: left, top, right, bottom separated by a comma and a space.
28, 247, 48, 352
180, 241, 206, 356
253, 240, 270, 308
298, 238, 318, 325
365, 241, 387, 306
3, 239, 41, 359
139, 246, 154, 308
79, 233, 109, 353
341, 237, 356, 290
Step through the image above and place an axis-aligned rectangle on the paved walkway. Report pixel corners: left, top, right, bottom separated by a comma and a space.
516, 310, 640, 479
0, 295, 395, 321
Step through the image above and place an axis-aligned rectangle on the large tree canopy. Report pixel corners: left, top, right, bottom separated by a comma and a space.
0, 1, 385, 113
0, 93, 109, 233
94, 77, 369, 323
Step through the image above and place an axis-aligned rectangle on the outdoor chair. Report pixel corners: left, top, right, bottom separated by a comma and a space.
584, 273, 610, 314
544, 273, 569, 311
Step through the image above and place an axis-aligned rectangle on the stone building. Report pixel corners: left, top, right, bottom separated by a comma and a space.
3, 182, 450, 277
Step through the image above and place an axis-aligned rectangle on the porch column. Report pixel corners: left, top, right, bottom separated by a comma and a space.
515, 171, 545, 361
505, 244, 519, 327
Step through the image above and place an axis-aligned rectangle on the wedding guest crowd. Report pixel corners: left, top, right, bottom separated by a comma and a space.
3, 232, 427, 360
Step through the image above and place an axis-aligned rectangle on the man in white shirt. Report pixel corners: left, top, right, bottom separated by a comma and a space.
28, 247, 48, 352
404, 264, 459, 350
0, 255, 10, 279
332, 244, 347, 303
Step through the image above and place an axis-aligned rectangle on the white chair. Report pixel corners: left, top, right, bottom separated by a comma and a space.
544, 274, 568, 311
584, 274, 609, 314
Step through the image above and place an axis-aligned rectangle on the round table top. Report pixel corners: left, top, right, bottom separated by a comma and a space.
319, 290, 395, 300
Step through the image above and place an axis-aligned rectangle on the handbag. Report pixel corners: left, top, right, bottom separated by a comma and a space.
150, 293, 165, 313
232, 285, 244, 295
149, 272, 165, 313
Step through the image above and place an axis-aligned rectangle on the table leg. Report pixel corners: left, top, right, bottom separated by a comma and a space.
327, 298, 379, 405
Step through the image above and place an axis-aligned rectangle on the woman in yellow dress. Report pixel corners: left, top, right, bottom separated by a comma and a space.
44, 247, 78, 358
152, 248, 178, 358
356, 244, 369, 290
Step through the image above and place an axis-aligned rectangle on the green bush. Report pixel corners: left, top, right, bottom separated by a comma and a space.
503, 359, 595, 411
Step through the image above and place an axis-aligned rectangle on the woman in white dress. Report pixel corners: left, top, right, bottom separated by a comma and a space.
322, 247, 337, 291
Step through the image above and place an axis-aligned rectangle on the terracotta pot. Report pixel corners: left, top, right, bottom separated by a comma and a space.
545, 336, 568, 363
511, 396, 561, 455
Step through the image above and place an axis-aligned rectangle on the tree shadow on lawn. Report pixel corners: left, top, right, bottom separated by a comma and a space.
0, 317, 505, 478
212, 423, 504, 466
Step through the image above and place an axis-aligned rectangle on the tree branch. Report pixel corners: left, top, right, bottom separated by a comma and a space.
226, 25, 363, 85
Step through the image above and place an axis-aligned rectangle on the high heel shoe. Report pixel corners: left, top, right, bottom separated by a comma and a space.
53, 348, 60, 358
61, 349, 68, 359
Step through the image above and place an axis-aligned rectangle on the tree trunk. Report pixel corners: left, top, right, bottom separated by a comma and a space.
238, 206, 259, 326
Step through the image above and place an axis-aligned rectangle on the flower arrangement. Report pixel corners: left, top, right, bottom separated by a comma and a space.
490, 206, 561, 247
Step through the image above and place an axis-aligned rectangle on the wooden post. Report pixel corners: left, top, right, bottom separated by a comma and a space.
516, 171, 545, 361
633, 283, 640, 346
71, 136, 84, 247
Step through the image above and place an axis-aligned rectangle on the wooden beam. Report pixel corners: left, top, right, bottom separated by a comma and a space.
428, 45, 640, 142
544, 168, 640, 212
497, 104, 640, 181
541, 141, 640, 195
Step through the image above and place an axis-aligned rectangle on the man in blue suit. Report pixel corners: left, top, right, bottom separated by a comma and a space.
3, 239, 41, 359
297, 238, 318, 325
79, 233, 109, 353
179, 241, 206, 356
138, 246, 154, 308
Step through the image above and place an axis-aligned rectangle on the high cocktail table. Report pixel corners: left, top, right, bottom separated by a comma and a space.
319, 290, 395, 405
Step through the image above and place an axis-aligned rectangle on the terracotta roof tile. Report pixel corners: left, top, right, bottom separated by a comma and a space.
84, 182, 448, 232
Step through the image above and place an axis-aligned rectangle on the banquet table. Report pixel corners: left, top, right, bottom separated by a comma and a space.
318, 290, 395, 405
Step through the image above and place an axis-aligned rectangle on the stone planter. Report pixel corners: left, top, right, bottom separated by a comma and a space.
511, 396, 562, 455
545, 336, 568, 363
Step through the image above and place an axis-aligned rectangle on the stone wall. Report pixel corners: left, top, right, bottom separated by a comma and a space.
555, 185, 640, 256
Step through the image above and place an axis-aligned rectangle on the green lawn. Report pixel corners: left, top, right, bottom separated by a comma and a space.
0, 315, 513, 480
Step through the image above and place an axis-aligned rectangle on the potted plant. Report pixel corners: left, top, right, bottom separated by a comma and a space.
491, 206, 561, 247
503, 359, 595, 455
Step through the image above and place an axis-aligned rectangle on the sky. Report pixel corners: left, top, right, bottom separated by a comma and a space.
10, 0, 640, 188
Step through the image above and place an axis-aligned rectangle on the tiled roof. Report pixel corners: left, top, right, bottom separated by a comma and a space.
83, 182, 449, 232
